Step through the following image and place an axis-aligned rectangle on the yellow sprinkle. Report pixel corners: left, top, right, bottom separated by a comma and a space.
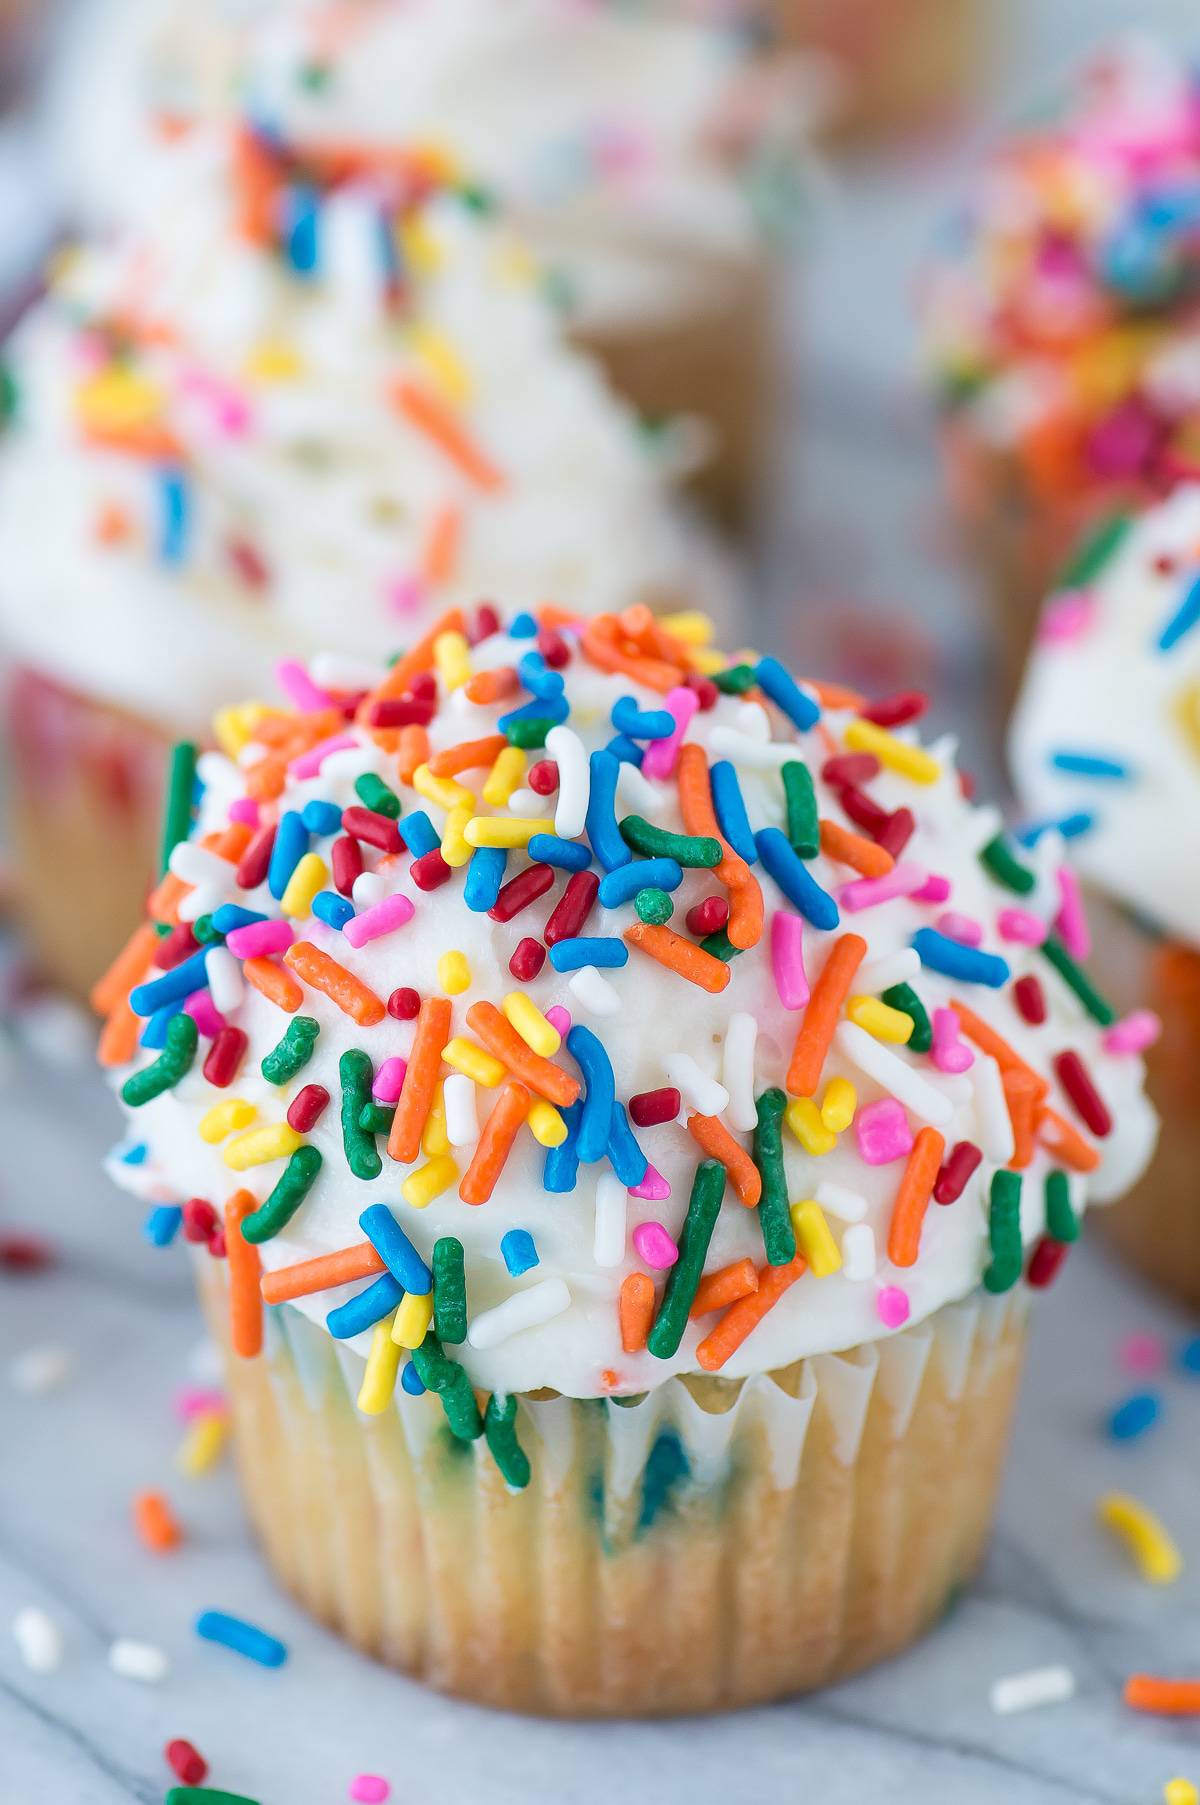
692, 648, 729, 676
820, 1077, 857, 1133
176, 1408, 228, 1478
421, 1083, 450, 1159
482, 745, 526, 807
1165, 1782, 1199, 1805
213, 701, 269, 760
391, 1290, 434, 1350
789, 1201, 843, 1277
443, 1038, 506, 1088
847, 995, 914, 1044
433, 629, 472, 693
502, 991, 560, 1057
494, 239, 537, 288
843, 719, 941, 785
198, 1098, 257, 1144
1097, 1492, 1182, 1584
279, 851, 328, 920
357, 1317, 403, 1414
398, 213, 442, 278
412, 761, 472, 811
657, 609, 714, 648
401, 1154, 459, 1209
1172, 680, 1200, 765
76, 366, 164, 432
438, 951, 471, 996
464, 815, 554, 850
527, 1099, 568, 1148
440, 803, 474, 868
243, 338, 304, 382
784, 1096, 837, 1156
222, 1123, 304, 1171
409, 325, 471, 405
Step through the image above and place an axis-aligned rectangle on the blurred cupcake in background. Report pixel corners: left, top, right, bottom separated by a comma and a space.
1010, 482, 1200, 1307
921, 37, 1200, 697
0, 119, 732, 1000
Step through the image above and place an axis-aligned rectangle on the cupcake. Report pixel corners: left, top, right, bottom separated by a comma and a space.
47, 0, 820, 524
1010, 482, 1200, 1308
99, 602, 1155, 1714
0, 120, 722, 1000
921, 37, 1200, 697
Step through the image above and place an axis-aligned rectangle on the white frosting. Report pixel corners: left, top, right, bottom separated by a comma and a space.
108, 620, 1156, 1397
1010, 482, 1200, 947
0, 127, 721, 734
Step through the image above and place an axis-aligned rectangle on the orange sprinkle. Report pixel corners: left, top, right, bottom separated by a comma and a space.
580, 614, 684, 694
224, 1191, 263, 1359
1035, 1104, 1101, 1173
283, 943, 385, 1026
243, 956, 303, 1014
463, 665, 519, 706
132, 1489, 181, 1552
98, 994, 141, 1068
465, 1001, 581, 1108
1123, 1675, 1200, 1716
391, 378, 504, 492
361, 608, 465, 710
887, 1127, 945, 1268
260, 1240, 385, 1305
623, 921, 732, 994
805, 678, 866, 711
396, 724, 430, 784
619, 1272, 656, 1353
686, 1113, 762, 1206
696, 1255, 807, 1372
619, 603, 696, 671
388, 997, 452, 1164
1002, 1067, 1040, 1170
459, 1079, 531, 1205
427, 733, 508, 778
818, 818, 895, 878
421, 501, 462, 586
146, 871, 189, 928
94, 501, 133, 545
90, 920, 159, 1017
80, 419, 185, 461
786, 933, 867, 1097
676, 744, 763, 950
232, 124, 280, 244
950, 999, 1050, 1101
537, 604, 584, 631
689, 1258, 759, 1319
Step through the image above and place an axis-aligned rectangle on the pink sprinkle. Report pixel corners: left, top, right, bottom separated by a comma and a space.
854, 1098, 913, 1166
545, 1005, 572, 1037
935, 910, 984, 946
1103, 1009, 1162, 1056
931, 1007, 974, 1074
227, 797, 260, 828
1054, 866, 1091, 961
1039, 589, 1096, 644
372, 1057, 408, 1105
876, 1285, 911, 1329
173, 1387, 228, 1422
386, 573, 426, 618
1117, 1332, 1165, 1376
180, 365, 252, 437
641, 686, 699, 781
225, 920, 294, 959
276, 657, 336, 713
183, 991, 225, 1037
289, 732, 357, 779
770, 909, 808, 1009
839, 862, 929, 912
912, 872, 951, 904
343, 893, 415, 949
632, 1221, 679, 1269
629, 1163, 670, 1202
997, 907, 1047, 946
349, 1778, 390, 1804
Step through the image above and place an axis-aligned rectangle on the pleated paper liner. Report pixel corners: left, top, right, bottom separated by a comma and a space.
198, 1262, 1028, 1716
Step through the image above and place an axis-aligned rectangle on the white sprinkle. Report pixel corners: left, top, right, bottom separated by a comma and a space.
834, 1023, 956, 1128
721, 1013, 758, 1133
13, 1607, 63, 1673
593, 1175, 627, 1268
178, 884, 224, 925
169, 843, 236, 889
841, 1223, 876, 1281
857, 948, 921, 994
545, 725, 589, 840
204, 946, 244, 1017
10, 1345, 72, 1394
989, 1665, 1075, 1715
664, 1052, 729, 1118
972, 1053, 1016, 1165
311, 652, 386, 692
707, 727, 797, 770
351, 871, 387, 909
108, 1639, 170, 1684
568, 966, 620, 1016
734, 700, 772, 740
321, 747, 378, 786
467, 1278, 571, 1350
815, 1181, 869, 1223
615, 759, 665, 816
443, 1074, 478, 1149
506, 786, 546, 818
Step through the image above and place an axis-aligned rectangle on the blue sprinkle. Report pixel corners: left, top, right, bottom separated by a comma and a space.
143, 1204, 182, 1247
284, 182, 319, 276
326, 1271, 404, 1339
501, 1229, 539, 1277
398, 810, 439, 858
544, 1101, 583, 1193
401, 1360, 426, 1396
607, 1102, 649, 1187
267, 810, 309, 900
1178, 1336, 1200, 1375
1107, 1392, 1161, 1441
359, 1205, 433, 1294
211, 904, 266, 935
710, 760, 758, 865
509, 612, 538, 638
498, 693, 569, 732
302, 799, 344, 836
755, 827, 839, 930
517, 651, 565, 701
912, 928, 1010, 988
140, 1000, 184, 1049
605, 733, 645, 767
1049, 751, 1132, 781
311, 890, 354, 931
195, 1610, 288, 1668
585, 750, 630, 871
120, 1142, 149, 1166
611, 696, 675, 740
1017, 812, 1096, 846
549, 937, 629, 972
597, 858, 683, 908
755, 655, 820, 731
464, 846, 507, 912
157, 467, 190, 565
527, 833, 591, 872
129, 949, 210, 1017
567, 1026, 616, 1163
1156, 570, 1200, 652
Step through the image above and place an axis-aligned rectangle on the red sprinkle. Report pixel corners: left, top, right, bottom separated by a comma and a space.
155, 924, 200, 970
543, 870, 599, 945
227, 536, 269, 591
537, 626, 570, 668
933, 1140, 982, 1205
181, 1199, 218, 1244
203, 1026, 248, 1088
1053, 1050, 1112, 1138
822, 753, 879, 787
509, 937, 547, 981
860, 690, 927, 728
207, 1230, 227, 1259
410, 671, 437, 702
410, 849, 452, 891
876, 807, 916, 859
527, 759, 559, 795
1026, 1235, 1068, 1289
629, 1087, 682, 1127
235, 825, 276, 891
685, 896, 729, 938
685, 673, 719, 711
363, 697, 436, 729
837, 783, 889, 836
331, 834, 364, 897
287, 1084, 331, 1133
0, 1232, 55, 1272
165, 1739, 209, 1786
341, 806, 403, 854
1014, 974, 1047, 1025
472, 603, 501, 643
490, 863, 555, 923
387, 987, 421, 1021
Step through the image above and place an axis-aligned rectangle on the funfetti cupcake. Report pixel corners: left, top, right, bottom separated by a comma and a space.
0, 122, 724, 1001
1010, 483, 1200, 1309
98, 601, 1156, 1715
920, 37, 1200, 697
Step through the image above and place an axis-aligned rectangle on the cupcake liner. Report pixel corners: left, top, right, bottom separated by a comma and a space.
198, 1262, 1028, 1716
778, 0, 981, 138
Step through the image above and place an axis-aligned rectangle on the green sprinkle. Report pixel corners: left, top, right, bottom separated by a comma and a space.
699, 928, 743, 963
983, 1170, 1023, 1293
191, 914, 223, 946
883, 982, 932, 1053
260, 1016, 319, 1086
634, 887, 674, 924
1053, 509, 1132, 591
1044, 1169, 1079, 1243
459, 181, 496, 217
160, 741, 197, 876
358, 1100, 394, 1136
712, 662, 757, 695
619, 816, 722, 867
781, 761, 819, 858
753, 1088, 796, 1265
506, 718, 555, 749
432, 1237, 468, 1344
354, 772, 401, 819
647, 1160, 725, 1359
0, 362, 17, 425
980, 834, 1036, 896
166, 1790, 262, 1805
242, 1146, 323, 1244
1040, 934, 1115, 1026
298, 58, 331, 91
484, 1392, 531, 1490
340, 1050, 382, 1181
411, 1334, 483, 1441
120, 1014, 198, 1107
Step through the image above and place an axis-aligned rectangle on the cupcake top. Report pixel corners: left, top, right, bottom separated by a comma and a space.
1010, 482, 1200, 948
921, 36, 1200, 512
0, 123, 707, 735
100, 602, 1157, 1450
